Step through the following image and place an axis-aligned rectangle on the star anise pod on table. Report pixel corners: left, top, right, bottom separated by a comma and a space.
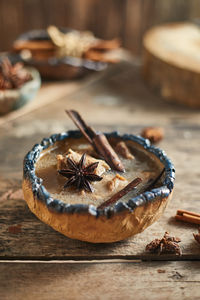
58, 153, 103, 192
193, 228, 200, 245
146, 232, 182, 256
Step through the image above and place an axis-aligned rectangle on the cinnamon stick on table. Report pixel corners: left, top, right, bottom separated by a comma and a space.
66, 110, 125, 172
98, 177, 142, 209
175, 210, 200, 225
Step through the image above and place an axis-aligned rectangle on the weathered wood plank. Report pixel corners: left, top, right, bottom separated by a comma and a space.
0, 261, 200, 300
124, 0, 143, 54
0, 81, 79, 127
1, 0, 200, 53
0, 148, 199, 260
0, 62, 200, 259
0, 57, 128, 127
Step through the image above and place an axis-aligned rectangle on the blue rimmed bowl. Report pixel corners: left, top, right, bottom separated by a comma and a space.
22, 131, 175, 243
0, 67, 41, 115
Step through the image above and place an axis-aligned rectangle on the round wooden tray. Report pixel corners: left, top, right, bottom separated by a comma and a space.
142, 22, 200, 108
22, 131, 175, 243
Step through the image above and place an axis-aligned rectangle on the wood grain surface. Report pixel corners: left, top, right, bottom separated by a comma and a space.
1, 0, 200, 54
1, 261, 200, 300
0, 59, 200, 299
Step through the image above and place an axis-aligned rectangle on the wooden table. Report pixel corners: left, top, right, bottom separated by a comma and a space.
0, 57, 200, 300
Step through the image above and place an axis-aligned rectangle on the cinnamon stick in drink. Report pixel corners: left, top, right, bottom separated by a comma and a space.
98, 177, 142, 209
66, 110, 125, 172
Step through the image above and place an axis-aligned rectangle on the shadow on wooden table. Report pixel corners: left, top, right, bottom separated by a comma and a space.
0, 192, 137, 260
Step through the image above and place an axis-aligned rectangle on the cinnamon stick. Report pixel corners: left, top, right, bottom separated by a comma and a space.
66, 110, 125, 172
83, 50, 120, 63
89, 38, 121, 51
175, 210, 200, 225
66, 110, 95, 144
92, 133, 125, 172
97, 167, 164, 209
98, 177, 142, 209
13, 40, 56, 51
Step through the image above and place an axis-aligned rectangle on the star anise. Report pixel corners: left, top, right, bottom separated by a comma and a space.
58, 153, 103, 192
146, 232, 182, 256
193, 228, 200, 245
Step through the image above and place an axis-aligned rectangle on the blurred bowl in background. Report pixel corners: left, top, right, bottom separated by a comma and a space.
13, 28, 108, 80
0, 65, 41, 115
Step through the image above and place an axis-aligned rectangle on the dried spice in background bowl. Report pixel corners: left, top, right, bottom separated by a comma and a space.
22, 110, 175, 243
0, 57, 32, 89
0, 56, 41, 115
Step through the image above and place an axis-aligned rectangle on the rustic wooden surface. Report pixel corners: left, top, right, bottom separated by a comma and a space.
1, 0, 200, 54
0, 59, 200, 299
1, 261, 200, 300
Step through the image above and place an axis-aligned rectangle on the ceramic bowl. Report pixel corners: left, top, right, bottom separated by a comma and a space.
22, 131, 175, 243
0, 67, 41, 115
13, 29, 107, 80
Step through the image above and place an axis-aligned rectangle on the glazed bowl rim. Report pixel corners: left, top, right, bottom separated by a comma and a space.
23, 130, 175, 218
